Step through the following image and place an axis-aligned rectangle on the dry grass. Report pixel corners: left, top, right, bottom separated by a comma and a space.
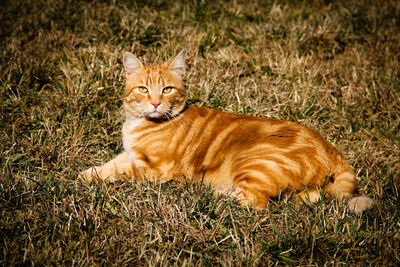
1, 0, 399, 265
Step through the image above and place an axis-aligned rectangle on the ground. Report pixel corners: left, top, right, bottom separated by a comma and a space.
1, 0, 399, 265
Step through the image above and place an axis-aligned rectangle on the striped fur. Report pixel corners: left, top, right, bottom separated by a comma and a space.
82, 50, 374, 213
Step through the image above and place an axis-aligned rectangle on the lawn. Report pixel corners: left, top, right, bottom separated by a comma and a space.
1, 0, 399, 265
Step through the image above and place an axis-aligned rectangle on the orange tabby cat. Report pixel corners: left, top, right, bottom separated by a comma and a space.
82, 50, 374, 213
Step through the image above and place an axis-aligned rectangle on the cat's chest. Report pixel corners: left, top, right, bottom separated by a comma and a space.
123, 118, 167, 162
122, 119, 145, 162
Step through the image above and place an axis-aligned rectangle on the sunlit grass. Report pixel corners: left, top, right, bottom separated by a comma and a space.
1, 0, 399, 265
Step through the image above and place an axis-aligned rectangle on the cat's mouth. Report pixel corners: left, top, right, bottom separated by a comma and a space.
144, 104, 187, 120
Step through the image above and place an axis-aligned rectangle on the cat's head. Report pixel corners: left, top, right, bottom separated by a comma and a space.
122, 50, 187, 120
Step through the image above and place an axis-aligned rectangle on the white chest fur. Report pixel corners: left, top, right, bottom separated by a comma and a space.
122, 118, 144, 162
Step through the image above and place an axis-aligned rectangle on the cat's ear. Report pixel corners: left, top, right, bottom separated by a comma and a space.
167, 50, 186, 76
123, 52, 143, 77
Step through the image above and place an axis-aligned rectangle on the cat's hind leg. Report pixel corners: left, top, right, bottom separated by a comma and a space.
232, 172, 280, 208
81, 152, 134, 182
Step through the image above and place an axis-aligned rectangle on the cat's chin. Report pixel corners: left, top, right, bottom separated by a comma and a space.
146, 111, 165, 119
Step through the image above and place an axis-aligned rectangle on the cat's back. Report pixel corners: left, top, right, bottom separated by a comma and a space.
183, 105, 338, 163
123, 105, 335, 156
184, 105, 320, 141
176, 105, 340, 187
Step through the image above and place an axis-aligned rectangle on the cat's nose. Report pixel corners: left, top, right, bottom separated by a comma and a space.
151, 101, 161, 109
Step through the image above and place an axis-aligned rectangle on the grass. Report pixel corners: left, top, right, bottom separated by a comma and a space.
1, 0, 399, 265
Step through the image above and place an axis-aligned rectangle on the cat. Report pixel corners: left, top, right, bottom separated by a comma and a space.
81, 50, 375, 213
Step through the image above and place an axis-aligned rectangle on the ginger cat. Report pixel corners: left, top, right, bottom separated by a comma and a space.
82, 50, 374, 213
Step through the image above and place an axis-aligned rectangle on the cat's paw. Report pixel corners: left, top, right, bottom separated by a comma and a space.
79, 167, 101, 182
297, 190, 321, 203
79, 166, 120, 183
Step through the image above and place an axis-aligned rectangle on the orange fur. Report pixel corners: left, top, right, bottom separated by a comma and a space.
82, 50, 374, 213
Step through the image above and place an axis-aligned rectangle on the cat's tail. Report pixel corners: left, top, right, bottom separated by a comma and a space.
329, 156, 375, 214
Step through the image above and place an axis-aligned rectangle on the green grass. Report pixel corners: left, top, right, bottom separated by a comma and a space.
1, 0, 399, 265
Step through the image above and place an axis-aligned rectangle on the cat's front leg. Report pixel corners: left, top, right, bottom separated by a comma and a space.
81, 152, 134, 182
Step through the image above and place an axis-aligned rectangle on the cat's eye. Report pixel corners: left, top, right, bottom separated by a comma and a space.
138, 86, 148, 93
163, 87, 173, 94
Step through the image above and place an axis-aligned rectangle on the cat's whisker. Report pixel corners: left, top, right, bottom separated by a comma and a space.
169, 109, 192, 123
165, 113, 179, 131
168, 110, 192, 128
167, 112, 189, 135
166, 111, 190, 134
